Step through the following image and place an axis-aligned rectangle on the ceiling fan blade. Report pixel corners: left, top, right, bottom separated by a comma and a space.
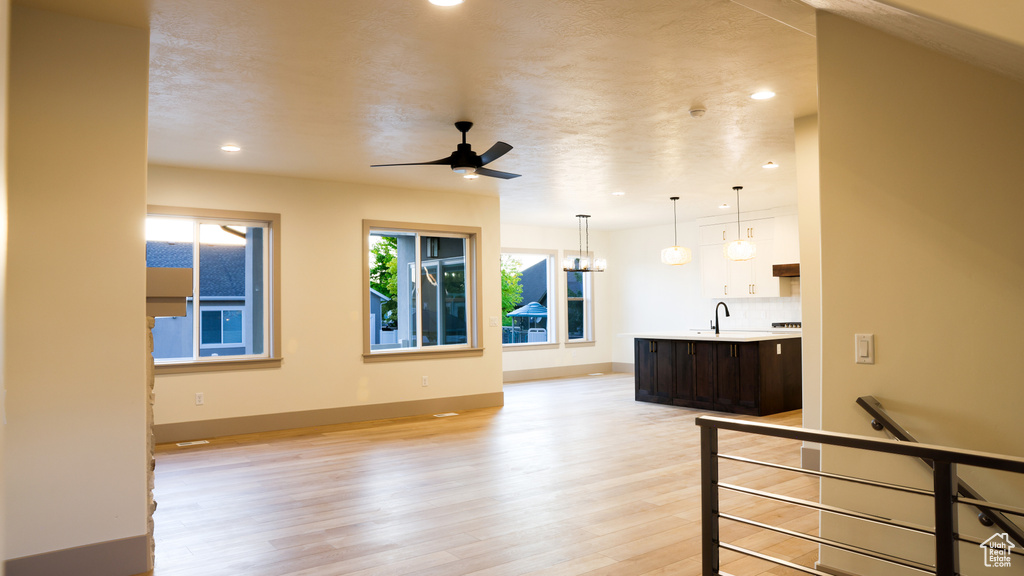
475, 167, 521, 180
479, 142, 513, 166
371, 156, 453, 168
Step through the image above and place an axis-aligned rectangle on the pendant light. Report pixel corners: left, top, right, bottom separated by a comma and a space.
562, 214, 606, 272
661, 197, 692, 265
724, 186, 756, 261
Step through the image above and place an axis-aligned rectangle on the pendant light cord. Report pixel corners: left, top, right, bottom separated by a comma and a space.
673, 198, 678, 245
578, 216, 583, 262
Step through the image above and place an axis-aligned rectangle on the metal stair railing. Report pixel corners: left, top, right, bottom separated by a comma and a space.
857, 395, 1024, 549
697, 415, 1024, 576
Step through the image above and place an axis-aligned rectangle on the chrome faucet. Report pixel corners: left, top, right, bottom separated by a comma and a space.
714, 301, 730, 336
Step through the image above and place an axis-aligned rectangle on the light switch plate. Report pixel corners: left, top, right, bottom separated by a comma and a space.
855, 334, 874, 364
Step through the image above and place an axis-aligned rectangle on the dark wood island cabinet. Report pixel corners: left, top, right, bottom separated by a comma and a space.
635, 336, 801, 416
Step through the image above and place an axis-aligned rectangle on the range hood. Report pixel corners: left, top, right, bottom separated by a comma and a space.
772, 263, 800, 277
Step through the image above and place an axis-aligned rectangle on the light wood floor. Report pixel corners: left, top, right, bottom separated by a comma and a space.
150, 374, 819, 575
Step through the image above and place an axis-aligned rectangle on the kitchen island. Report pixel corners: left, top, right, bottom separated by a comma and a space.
633, 331, 801, 416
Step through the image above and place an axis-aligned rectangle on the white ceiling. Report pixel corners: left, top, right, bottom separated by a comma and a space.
16, 0, 1024, 230
143, 0, 819, 230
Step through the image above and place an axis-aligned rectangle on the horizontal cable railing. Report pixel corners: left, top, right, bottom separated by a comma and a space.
698, 415, 1024, 576
858, 395, 1024, 549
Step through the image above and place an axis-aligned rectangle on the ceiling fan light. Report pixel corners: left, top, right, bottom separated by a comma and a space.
463, 173, 479, 179
724, 240, 756, 261
661, 246, 692, 266
452, 165, 476, 175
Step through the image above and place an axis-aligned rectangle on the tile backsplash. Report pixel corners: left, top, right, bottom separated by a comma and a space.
701, 279, 801, 330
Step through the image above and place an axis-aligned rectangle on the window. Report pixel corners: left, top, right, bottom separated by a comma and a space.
566, 267, 593, 342
200, 307, 244, 346
364, 221, 480, 358
500, 251, 555, 346
146, 206, 281, 371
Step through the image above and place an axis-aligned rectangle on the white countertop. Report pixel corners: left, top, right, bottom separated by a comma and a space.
631, 330, 801, 342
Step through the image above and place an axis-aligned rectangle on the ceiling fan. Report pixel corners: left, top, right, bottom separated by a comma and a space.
371, 121, 521, 180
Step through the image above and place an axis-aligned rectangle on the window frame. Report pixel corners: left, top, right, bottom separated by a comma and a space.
363, 220, 483, 362
564, 250, 596, 345
148, 205, 282, 374
500, 248, 558, 350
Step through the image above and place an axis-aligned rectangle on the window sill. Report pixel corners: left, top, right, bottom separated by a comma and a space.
154, 357, 283, 375
363, 347, 484, 363
502, 343, 559, 351
565, 340, 596, 348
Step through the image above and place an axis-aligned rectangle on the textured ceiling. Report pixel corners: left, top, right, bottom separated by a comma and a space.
17, 0, 1024, 229
143, 0, 819, 230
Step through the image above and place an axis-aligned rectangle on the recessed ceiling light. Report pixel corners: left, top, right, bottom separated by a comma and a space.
611, 191, 625, 196
719, 203, 731, 209
429, 0, 463, 5
762, 161, 779, 169
220, 145, 241, 152
751, 91, 776, 100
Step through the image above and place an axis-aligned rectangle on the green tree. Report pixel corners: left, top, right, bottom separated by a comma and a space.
501, 255, 524, 326
370, 236, 398, 324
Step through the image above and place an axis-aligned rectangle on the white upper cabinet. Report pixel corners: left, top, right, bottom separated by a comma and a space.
698, 215, 793, 299
700, 223, 738, 245
740, 218, 773, 242
700, 244, 729, 298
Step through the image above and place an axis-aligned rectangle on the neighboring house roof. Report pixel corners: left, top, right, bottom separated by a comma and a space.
370, 288, 391, 301
146, 241, 246, 297
519, 259, 547, 306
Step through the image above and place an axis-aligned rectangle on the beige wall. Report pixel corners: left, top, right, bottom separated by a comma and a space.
0, 0, 9, 571
817, 12, 1024, 572
148, 165, 503, 425
795, 115, 820, 436
6, 5, 149, 561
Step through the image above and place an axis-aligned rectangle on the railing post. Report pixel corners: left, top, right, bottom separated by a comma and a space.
933, 460, 959, 576
701, 424, 719, 575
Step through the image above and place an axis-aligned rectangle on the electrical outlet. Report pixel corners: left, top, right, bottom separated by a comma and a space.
195, 392, 204, 406
421, 376, 429, 387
